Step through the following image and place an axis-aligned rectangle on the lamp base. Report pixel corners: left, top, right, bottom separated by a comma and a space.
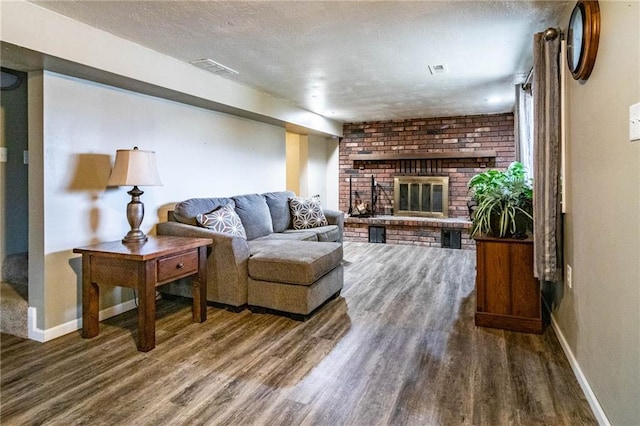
122, 186, 148, 245
122, 230, 148, 244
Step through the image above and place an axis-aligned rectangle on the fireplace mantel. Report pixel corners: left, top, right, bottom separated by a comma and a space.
348, 150, 496, 162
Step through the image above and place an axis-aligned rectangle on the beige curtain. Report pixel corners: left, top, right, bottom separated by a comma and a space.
532, 29, 562, 282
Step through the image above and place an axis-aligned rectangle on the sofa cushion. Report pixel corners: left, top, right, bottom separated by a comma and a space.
196, 202, 247, 239
248, 240, 342, 286
283, 225, 340, 242
263, 191, 295, 233
232, 194, 274, 240
173, 197, 234, 226
288, 196, 329, 230
252, 232, 317, 242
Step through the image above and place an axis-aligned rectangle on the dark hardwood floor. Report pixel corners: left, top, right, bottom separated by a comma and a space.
0, 242, 596, 425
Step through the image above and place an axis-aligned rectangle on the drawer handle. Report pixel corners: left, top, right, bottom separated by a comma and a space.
176, 263, 185, 269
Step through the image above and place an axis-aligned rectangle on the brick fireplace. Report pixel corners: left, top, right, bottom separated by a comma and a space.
339, 113, 516, 249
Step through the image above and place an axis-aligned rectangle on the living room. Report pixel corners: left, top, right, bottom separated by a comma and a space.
1, 1, 638, 425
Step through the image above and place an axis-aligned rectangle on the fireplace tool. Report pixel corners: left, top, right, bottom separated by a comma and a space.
349, 175, 376, 218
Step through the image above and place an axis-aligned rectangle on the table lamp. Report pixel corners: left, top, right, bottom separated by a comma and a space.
107, 147, 162, 243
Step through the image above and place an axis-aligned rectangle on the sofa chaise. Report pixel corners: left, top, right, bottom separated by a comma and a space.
157, 191, 344, 319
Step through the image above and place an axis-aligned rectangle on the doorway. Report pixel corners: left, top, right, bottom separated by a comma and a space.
1, 67, 29, 338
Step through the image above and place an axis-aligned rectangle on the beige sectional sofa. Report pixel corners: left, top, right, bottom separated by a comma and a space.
157, 191, 344, 319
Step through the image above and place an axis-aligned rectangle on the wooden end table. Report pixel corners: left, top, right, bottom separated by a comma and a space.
73, 235, 211, 351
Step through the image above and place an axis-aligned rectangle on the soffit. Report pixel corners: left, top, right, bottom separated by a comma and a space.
30, 1, 569, 123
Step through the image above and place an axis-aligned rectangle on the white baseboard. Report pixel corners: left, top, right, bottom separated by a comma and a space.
27, 299, 137, 343
551, 314, 610, 426
98, 299, 138, 322
27, 307, 45, 342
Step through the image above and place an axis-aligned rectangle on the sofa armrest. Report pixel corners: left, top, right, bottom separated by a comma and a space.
323, 209, 344, 242
323, 209, 344, 227
156, 221, 251, 306
157, 221, 250, 260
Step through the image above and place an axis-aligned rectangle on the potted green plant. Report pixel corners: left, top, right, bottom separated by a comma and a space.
468, 162, 533, 238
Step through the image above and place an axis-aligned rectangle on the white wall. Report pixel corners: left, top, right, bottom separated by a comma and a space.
298, 135, 310, 198
285, 132, 339, 210
559, 2, 640, 424
324, 137, 340, 210
285, 132, 301, 195
36, 71, 286, 330
308, 134, 339, 210
28, 71, 45, 329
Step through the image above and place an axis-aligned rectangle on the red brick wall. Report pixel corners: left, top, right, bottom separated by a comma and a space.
339, 113, 516, 219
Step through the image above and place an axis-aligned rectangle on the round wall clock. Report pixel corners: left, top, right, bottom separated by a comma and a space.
567, 0, 600, 81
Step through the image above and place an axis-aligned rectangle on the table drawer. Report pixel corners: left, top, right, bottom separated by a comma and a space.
157, 250, 198, 282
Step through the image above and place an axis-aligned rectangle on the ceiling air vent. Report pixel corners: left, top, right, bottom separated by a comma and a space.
190, 59, 239, 76
428, 64, 448, 75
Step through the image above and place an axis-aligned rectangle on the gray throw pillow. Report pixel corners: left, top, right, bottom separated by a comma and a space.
196, 202, 247, 239
288, 196, 329, 230
263, 191, 295, 232
232, 194, 274, 240
173, 197, 234, 225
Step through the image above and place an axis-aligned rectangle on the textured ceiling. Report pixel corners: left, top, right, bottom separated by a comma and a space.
32, 1, 569, 123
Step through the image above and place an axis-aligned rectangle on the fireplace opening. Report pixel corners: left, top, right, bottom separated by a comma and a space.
394, 176, 449, 218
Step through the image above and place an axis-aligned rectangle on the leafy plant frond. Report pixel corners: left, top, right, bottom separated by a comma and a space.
468, 161, 533, 238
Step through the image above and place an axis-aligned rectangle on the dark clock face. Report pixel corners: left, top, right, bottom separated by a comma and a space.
568, 5, 584, 73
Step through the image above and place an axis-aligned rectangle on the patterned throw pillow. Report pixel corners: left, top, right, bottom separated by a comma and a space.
196, 203, 247, 239
288, 196, 329, 230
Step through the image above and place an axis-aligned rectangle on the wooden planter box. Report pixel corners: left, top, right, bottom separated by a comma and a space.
474, 235, 543, 334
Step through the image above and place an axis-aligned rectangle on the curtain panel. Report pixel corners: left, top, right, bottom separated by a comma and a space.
515, 83, 534, 181
532, 30, 562, 282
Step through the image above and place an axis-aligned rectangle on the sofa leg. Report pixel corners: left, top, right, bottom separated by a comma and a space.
249, 305, 310, 321
226, 305, 246, 313
207, 301, 247, 313
288, 312, 310, 322
249, 305, 268, 315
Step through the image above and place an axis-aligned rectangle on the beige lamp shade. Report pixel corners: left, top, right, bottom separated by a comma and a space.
107, 147, 162, 187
